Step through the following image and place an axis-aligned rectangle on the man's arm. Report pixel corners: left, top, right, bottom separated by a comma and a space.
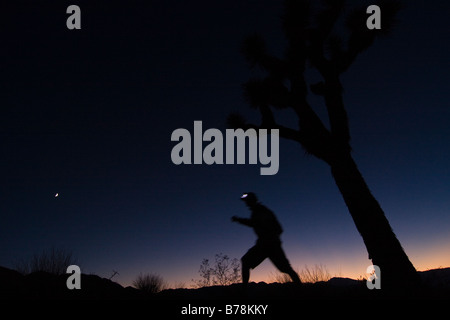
231, 216, 254, 227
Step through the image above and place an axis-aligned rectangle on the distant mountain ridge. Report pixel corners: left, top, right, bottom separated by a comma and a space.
1, 265, 449, 299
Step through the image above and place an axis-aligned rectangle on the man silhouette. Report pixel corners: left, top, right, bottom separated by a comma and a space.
232, 192, 301, 284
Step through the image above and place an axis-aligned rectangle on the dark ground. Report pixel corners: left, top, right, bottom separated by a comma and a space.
1, 265, 450, 300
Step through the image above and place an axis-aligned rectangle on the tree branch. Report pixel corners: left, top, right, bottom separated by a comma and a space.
308, 38, 351, 146
227, 112, 303, 143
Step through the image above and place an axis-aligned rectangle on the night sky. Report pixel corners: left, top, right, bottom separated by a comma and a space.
1, 1, 450, 287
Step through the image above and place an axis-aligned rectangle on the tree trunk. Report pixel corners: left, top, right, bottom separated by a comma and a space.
329, 152, 420, 289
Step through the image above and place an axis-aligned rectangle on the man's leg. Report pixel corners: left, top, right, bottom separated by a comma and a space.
241, 244, 266, 284
286, 268, 301, 284
241, 262, 250, 284
269, 244, 301, 284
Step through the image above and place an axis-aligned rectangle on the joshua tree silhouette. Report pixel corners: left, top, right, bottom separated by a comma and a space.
228, 0, 419, 289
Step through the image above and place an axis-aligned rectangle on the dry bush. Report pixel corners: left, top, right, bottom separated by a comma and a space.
192, 253, 241, 288
270, 264, 331, 283
15, 248, 77, 275
133, 273, 167, 294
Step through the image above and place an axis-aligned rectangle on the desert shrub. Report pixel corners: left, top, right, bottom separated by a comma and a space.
192, 253, 240, 287
133, 273, 167, 294
270, 264, 331, 284
299, 264, 331, 283
15, 247, 77, 275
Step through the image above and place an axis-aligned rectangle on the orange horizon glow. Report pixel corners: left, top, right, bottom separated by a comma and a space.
115, 242, 450, 289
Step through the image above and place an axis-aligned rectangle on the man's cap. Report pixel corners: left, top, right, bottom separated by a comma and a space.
240, 192, 257, 202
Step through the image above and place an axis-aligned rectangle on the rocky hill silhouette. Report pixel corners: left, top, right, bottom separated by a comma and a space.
1, 265, 450, 300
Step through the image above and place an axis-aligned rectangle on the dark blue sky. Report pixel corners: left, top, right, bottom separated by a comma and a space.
1, 0, 450, 286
